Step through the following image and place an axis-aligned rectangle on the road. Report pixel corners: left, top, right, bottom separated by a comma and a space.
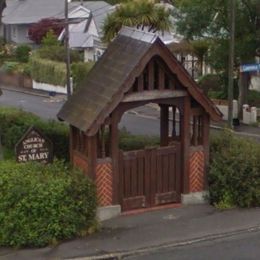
0, 89, 161, 135
127, 230, 260, 260
0, 89, 259, 141
0, 89, 65, 120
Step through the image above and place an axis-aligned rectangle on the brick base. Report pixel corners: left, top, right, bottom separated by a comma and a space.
189, 150, 205, 192
72, 151, 88, 175
96, 159, 113, 206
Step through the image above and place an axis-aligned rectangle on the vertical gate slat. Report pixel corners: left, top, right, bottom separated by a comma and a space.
175, 147, 181, 197
150, 149, 157, 206
145, 149, 151, 207
156, 151, 162, 193
168, 153, 175, 191
132, 153, 138, 196
162, 154, 169, 192
125, 158, 131, 197
138, 154, 144, 196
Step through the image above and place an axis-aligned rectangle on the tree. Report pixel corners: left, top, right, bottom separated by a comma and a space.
191, 40, 209, 77
173, 0, 260, 113
41, 30, 60, 46
28, 18, 64, 44
102, 0, 172, 42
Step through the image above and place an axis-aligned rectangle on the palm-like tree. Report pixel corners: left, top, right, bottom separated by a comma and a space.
102, 0, 172, 43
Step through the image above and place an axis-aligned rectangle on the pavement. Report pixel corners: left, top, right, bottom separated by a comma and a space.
1, 205, 260, 260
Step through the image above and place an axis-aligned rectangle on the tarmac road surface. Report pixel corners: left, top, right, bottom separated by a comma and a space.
127, 229, 260, 260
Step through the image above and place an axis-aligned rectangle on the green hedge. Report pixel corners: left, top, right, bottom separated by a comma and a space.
71, 61, 94, 90
119, 128, 160, 151
15, 44, 31, 63
0, 160, 97, 247
209, 131, 260, 208
30, 55, 66, 86
0, 107, 69, 161
37, 46, 82, 63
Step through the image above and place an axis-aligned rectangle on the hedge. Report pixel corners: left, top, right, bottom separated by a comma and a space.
209, 131, 260, 208
0, 107, 69, 161
71, 61, 94, 90
30, 55, 66, 86
118, 128, 160, 151
0, 160, 97, 247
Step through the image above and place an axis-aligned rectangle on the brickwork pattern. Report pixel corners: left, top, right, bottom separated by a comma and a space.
189, 151, 205, 192
96, 161, 113, 206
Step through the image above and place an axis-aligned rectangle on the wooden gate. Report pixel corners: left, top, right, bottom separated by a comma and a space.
119, 144, 181, 211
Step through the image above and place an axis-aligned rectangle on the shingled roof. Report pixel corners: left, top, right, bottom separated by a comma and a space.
58, 27, 222, 135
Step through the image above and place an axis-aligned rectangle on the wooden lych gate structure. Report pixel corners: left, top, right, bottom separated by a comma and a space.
58, 27, 222, 212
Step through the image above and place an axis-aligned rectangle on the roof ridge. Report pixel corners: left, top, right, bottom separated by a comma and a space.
119, 26, 158, 44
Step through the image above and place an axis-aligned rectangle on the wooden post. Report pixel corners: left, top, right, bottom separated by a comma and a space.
138, 74, 144, 92
160, 104, 169, 146
158, 68, 165, 90
202, 113, 210, 190
148, 60, 154, 90
69, 125, 74, 162
87, 135, 97, 180
111, 111, 120, 204
182, 96, 191, 194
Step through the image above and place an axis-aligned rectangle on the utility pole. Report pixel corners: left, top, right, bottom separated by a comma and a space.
228, 0, 235, 128
65, 0, 71, 97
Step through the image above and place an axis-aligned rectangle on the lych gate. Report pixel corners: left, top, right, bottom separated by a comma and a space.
58, 27, 222, 213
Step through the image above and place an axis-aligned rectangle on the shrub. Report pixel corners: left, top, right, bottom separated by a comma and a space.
248, 90, 260, 107
71, 61, 94, 90
0, 107, 69, 160
15, 44, 32, 63
37, 46, 82, 63
0, 160, 97, 247
42, 30, 60, 46
0, 61, 19, 74
28, 18, 64, 44
208, 131, 260, 208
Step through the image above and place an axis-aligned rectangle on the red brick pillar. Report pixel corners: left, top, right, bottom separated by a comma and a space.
95, 158, 113, 206
189, 150, 205, 192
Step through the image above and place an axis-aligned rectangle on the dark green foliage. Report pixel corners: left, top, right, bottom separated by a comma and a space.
209, 131, 260, 208
37, 46, 82, 63
15, 44, 32, 63
0, 160, 97, 247
71, 61, 94, 90
0, 107, 69, 161
41, 30, 60, 47
0, 61, 19, 73
119, 128, 160, 151
248, 90, 260, 107
30, 55, 66, 86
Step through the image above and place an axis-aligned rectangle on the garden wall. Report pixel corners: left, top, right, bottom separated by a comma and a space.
33, 80, 67, 94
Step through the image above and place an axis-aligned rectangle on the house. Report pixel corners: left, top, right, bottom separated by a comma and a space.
58, 2, 114, 62
2, 0, 112, 56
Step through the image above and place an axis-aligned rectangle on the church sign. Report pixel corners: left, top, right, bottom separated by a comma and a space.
15, 126, 53, 164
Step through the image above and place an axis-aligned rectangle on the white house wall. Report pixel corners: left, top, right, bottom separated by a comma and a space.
8, 24, 32, 44
88, 18, 98, 37
84, 48, 95, 61
16, 24, 33, 44
250, 75, 260, 92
